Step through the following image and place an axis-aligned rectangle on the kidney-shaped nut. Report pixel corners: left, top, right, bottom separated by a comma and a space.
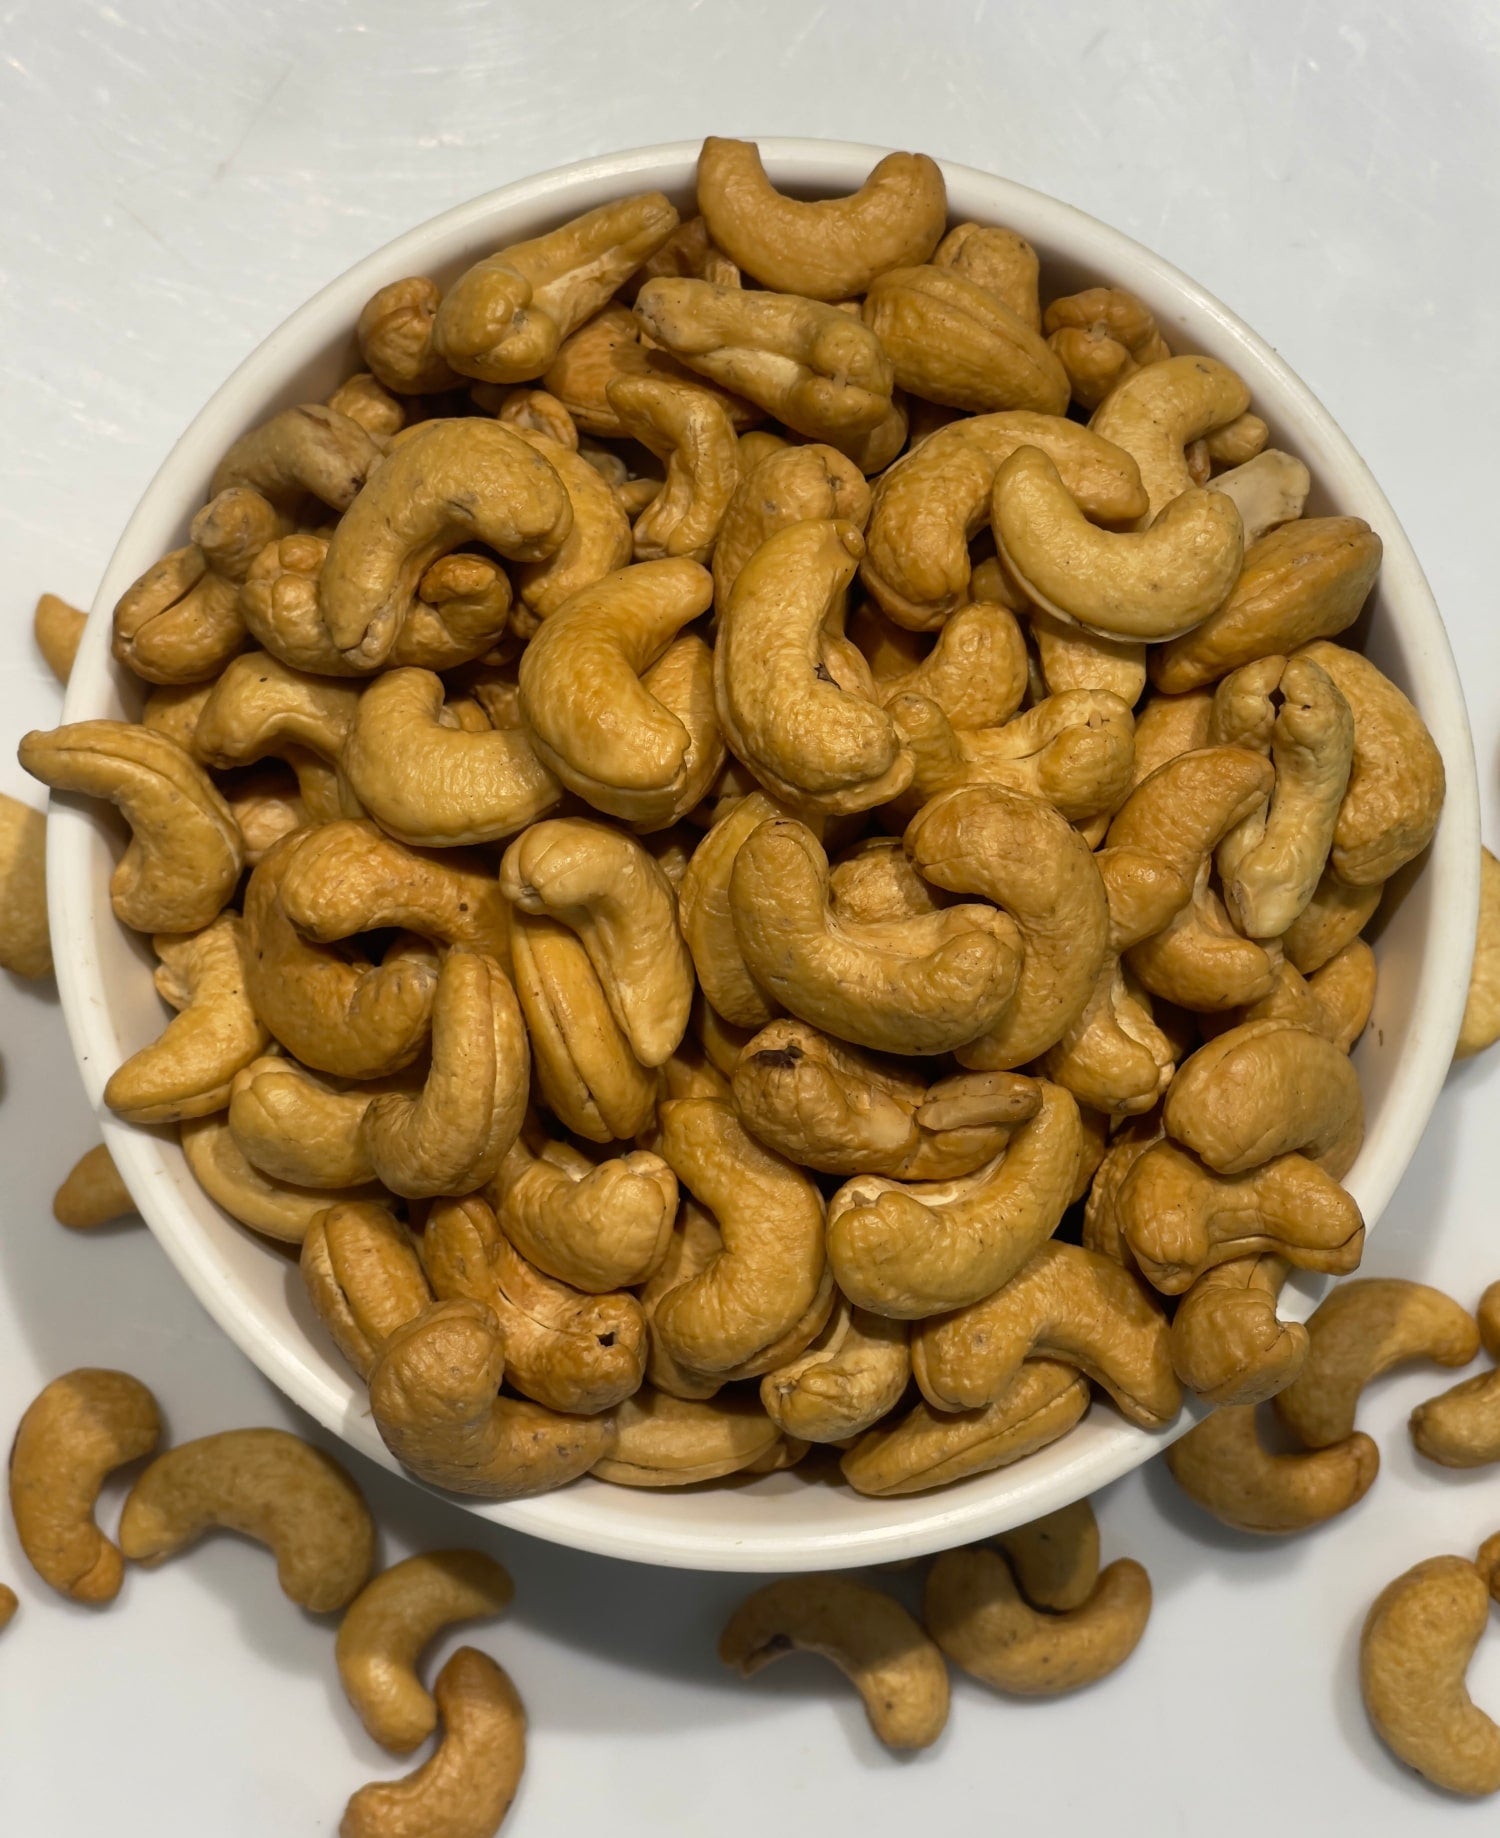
1410, 1278, 1500, 1468
103, 915, 270, 1124
861, 412, 1149, 629
1164, 1020, 1364, 1179
605, 374, 740, 563
859, 600, 1029, 732
119, 1427, 374, 1612
183, 1113, 377, 1243
299, 1202, 432, 1380
356, 276, 459, 394
501, 818, 692, 1067
1166, 1403, 1378, 1534
53, 1144, 136, 1230
1360, 1556, 1500, 1798
993, 444, 1243, 641
1117, 1140, 1365, 1295
933, 221, 1040, 326
925, 1545, 1151, 1697
677, 790, 794, 1030
507, 428, 634, 619
828, 1082, 1082, 1318
0, 793, 50, 978
1089, 354, 1250, 517
995, 1500, 1101, 1613
210, 403, 382, 516
340, 1644, 526, 1838
19, 720, 243, 934
1209, 448, 1310, 543
696, 138, 945, 300
1169, 1254, 1308, 1407
9, 1369, 161, 1604
587, 1388, 772, 1487
863, 265, 1068, 414
712, 442, 871, 615
1125, 860, 1282, 1014
912, 1240, 1180, 1428
432, 191, 679, 384
760, 1296, 910, 1444
1272, 1278, 1479, 1450
731, 817, 1020, 1056
719, 1573, 949, 1751
195, 651, 362, 777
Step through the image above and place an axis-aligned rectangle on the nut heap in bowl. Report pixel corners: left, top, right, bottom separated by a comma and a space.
29, 137, 1449, 1518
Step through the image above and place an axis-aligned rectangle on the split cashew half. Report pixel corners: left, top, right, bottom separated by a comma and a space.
0, 793, 50, 977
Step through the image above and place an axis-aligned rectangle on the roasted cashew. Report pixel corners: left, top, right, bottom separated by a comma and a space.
340, 1645, 526, 1838
1080, 1115, 1161, 1266
730, 817, 1021, 1055
112, 487, 277, 684
1282, 867, 1383, 974
1271, 1278, 1478, 1449
605, 374, 740, 563
1028, 608, 1146, 707
678, 791, 792, 1029
211, 402, 382, 517
828, 1082, 1082, 1317
432, 191, 678, 383
696, 138, 945, 300
639, 1199, 727, 1401
53, 1144, 137, 1230
1165, 1403, 1378, 1534
9, 1370, 161, 1604
500, 817, 693, 1067
996, 1500, 1101, 1612
628, 213, 741, 291
907, 783, 1109, 1068
840, 1360, 1090, 1496
633, 279, 895, 446
542, 302, 758, 439
648, 1095, 827, 1377
34, 591, 85, 684
826, 833, 947, 923
856, 599, 1029, 730
328, 371, 406, 440
422, 1196, 644, 1414
0, 793, 50, 977
120, 1427, 374, 1611
1232, 941, 1377, 1052
1043, 287, 1171, 406
591, 1387, 777, 1486
300, 1201, 432, 1380
863, 264, 1068, 414
1129, 690, 1214, 788
1169, 1254, 1307, 1406
356, 276, 459, 394
195, 650, 361, 778
508, 428, 633, 619
487, 1115, 676, 1292
1457, 848, 1500, 1059
1088, 354, 1250, 517
1411, 1282, 1500, 1467
1151, 519, 1383, 693
103, 915, 269, 1123
1126, 859, 1281, 1012
232, 1059, 393, 1189
1209, 448, 1309, 542
370, 1299, 612, 1498
185, 1112, 378, 1242
716, 519, 913, 815
712, 442, 871, 614
1117, 1140, 1365, 1294
216, 759, 327, 847
20, 720, 243, 933
1361, 1556, 1500, 1798
912, 1240, 1179, 1428
719, 1574, 949, 1751
861, 412, 1148, 629
925, 1545, 1151, 1696
759, 1296, 910, 1443
337, 1550, 514, 1755
932, 221, 1040, 325
507, 909, 659, 1143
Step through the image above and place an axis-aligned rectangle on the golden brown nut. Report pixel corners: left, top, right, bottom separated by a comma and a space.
606, 373, 740, 563
211, 404, 382, 515
856, 600, 1029, 731
194, 651, 361, 779
542, 302, 758, 438
1169, 1254, 1308, 1406
1089, 354, 1250, 516
1457, 848, 1500, 1060
300, 1202, 432, 1380
1281, 868, 1383, 975
357, 276, 459, 394
863, 264, 1068, 414
934, 221, 1040, 327
33, 591, 86, 684
0, 793, 50, 977
677, 790, 793, 1029
759, 1297, 909, 1444
591, 1387, 777, 1486
1125, 861, 1282, 1014
509, 428, 634, 618
995, 1500, 1101, 1612
1165, 1403, 1378, 1533
328, 371, 406, 440
53, 1144, 137, 1230
184, 1111, 379, 1243
712, 443, 871, 614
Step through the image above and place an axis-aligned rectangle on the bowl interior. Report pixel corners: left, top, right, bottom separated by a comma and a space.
50, 140, 1480, 1570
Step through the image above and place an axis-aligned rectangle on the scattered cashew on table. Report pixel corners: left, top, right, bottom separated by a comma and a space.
7, 133, 1500, 1819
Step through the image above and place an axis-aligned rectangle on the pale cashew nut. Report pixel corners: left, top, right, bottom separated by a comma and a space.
103, 915, 270, 1122
1169, 1254, 1308, 1406
828, 1083, 1082, 1317
933, 221, 1040, 326
1028, 608, 1146, 707
340, 1645, 526, 1838
500, 818, 693, 1067
119, 1427, 374, 1611
1411, 1281, 1500, 1467
911, 1240, 1180, 1428
606, 374, 740, 562
53, 1144, 137, 1230
863, 265, 1068, 414
370, 1299, 612, 1498
9, 1370, 161, 1603
719, 1574, 949, 1751
34, 591, 85, 684
1209, 448, 1310, 542
1360, 1557, 1500, 1798
759, 1295, 910, 1444
591, 1388, 775, 1486
211, 403, 383, 515
300, 1202, 433, 1379
925, 1545, 1151, 1696
713, 442, 871, 614
1089, 354, 1250, 517
695, 138, 946, 300
856, 600, 1029, 730
0, 793, 49, 977
432, 191, 679, 383
995, 1500, 1101, 1612
1165, 1403, 1378, 1533
19, 720, 243, 933
510, 429, 633, 618
1457, 848, 1500, 1059
356, 276, 459, 394
337, 1550, 514, 1755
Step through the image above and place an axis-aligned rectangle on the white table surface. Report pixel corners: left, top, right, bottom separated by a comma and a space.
3, 2, 1499, 1831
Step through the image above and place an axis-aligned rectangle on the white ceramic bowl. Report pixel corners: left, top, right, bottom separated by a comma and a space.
50, 140, 1479, 1571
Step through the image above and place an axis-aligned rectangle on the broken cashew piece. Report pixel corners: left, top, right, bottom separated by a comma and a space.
34, 591, 86, 684
1165, 1403, 1378, 1534
53, 1144, 137, 1230
1456, 848, 1500, 1059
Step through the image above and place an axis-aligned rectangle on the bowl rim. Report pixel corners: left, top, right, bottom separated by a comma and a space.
48, 137, 1481, 1570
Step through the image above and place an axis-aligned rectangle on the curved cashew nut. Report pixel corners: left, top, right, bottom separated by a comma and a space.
716, 519, 913, 814
1165, 1403, 1378, 1534
210, 403, 382, 514
1150, 518, 1382, 694
500, 817, 693, 1067
591, 1388, 777, 1486
1271, 1278, 1478, 1449
1089, 354, 1251, 517
993, 444, 1243, 640
35, 591, 85, 684
299, 1201, 433, 1379
370, 1299, 612, 1498
195, 651, 361, 778
1125, 859, 1282, 1012
995, 1499, 1101, 1612
1408, 1280, 1500, 1468
232, 1058, 406, 1189
840, 1360, 1090, 1496
432, 191, 679, 383
20, 719, 243, 935
1117, 1140, 1365, 1294
1043, 286, 1172, 409
713, 444, 871, 620
863, 264, 1068, 414
103, 915, 270, 1123
182, 1114, 378, 1242
541, 302, 758, 439
53, 1144, 137, 1230
1360, 1556, 1500, 1798
730, 817, 1021, 1056
861, 412, 1149, 629
337, 1550, 514, 1755
759, 1296, 910, 1444
907, 783, 1110, 1068
857, 600, 1029, 731
340, 1645, 526, 1838
695, 138, 945, 300
912, 1240, 1180, 1428
509, 428, 633, 618
933, 221, 1040, 326
719, 1574, 950, 1751
925, 1546, 1151, 1696
1080, 1116, 1161, 1266
1234, 940, 1377, 1053
119, 1427, 374, 1611
1028, 608, 1146, 707
1169, 1254, 1308, 1407
828, 1082, 1082, 1317
8, 1370, 161, 1603
356, 276, 459, 394
638, 1200, 724, 1401
0, 793, 50, 978
1129, 690, 1213, 788
1458, 847, 1500, 1060
628, 213, 741, 291
677, 791, 794, 1029
605, 374, 740, 562
1283, 867, 1383, 975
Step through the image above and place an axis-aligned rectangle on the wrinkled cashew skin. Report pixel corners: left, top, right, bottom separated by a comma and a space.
760, 1297, 910, 1443
1165, 1404, 1379, 1534
1169, 1254, 1308, 1407
592, 1388, 778, 1485
863, 265, 1069, 414
1089, 354, 1250, 516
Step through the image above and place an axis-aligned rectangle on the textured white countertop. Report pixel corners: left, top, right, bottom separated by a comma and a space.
2, 2, 1499, 1831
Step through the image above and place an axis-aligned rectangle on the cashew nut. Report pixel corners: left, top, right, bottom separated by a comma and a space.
1028, 608, 1146, 707
628, 213, 741, 291
863, 264, 1068, 414
356, 277, 458, 393
1129, 690, 1214, 789
1080, 1115, 1161, 1266
590, 1388, 775, 1487
1282, 867, 1383, 974
211, 402, 382, 515
542, 302, 757, 439
1209, 448, 1310, 542
194, 651, 361, 787
232, 1056, 390, 1189
1088, 354, 1250, 517
0, 793, 49, 977
53, 1143, 137, 1230
1166, 1402, 1378, 1533
1411, 1281, 1500, 1467
677, 790, 793, 1029
328, 371, 406, 440
760, 1296, 910, 1443
638, 1199, 727, 1401
34, 591, 85, 684
1457, 848, 1500, 1059
604, 373, 740, 562
712, 447, 870, 625
856, 599, 1029, 731
995, 1499, 1101, 1612
298, 1202, 431, 1379
1233, 939, 1376, 1052
1126, 860, 1282, 1013
1169, 1254, 1308, 1406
